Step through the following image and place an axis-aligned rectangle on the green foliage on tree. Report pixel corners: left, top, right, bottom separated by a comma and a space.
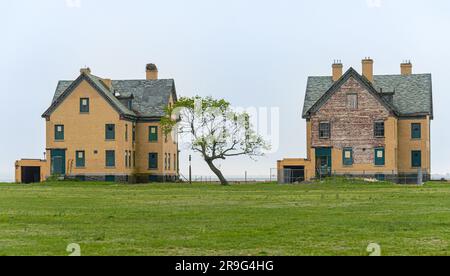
161, 96, 270, 185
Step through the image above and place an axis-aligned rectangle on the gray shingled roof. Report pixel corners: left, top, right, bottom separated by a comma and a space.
88, 74, 136, 117
112, 79, 175, 117
302, 72, 433, 118
51, 76, 176, 118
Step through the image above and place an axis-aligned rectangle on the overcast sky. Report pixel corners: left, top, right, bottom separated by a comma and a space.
1, 0, 450, 181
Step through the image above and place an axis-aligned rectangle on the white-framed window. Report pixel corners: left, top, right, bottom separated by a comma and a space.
347, 94, 358, 109
319, 122, 330, 139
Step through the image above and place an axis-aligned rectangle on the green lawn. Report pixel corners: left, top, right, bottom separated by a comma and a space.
1, 179, 450, 256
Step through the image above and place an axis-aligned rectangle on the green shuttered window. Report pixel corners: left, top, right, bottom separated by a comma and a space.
106, 150, 115, 167
343, 148, 353, 166
411, 123, 421, 139
148, 153, 158, 169
374, 148, 385, 166
412, 151, 422, 168
105, 124, 115, 140
80, 98, 89, 113
55, 125, 64, 140
149, 126, 158, 142
76, 151, 85, 168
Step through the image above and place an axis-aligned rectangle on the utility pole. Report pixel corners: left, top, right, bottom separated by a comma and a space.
189, 155, 192, 184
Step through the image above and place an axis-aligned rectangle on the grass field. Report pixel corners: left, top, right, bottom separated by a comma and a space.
1, 178, 450, 256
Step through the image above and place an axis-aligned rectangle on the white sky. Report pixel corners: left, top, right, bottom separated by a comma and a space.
1, 0, 450, 181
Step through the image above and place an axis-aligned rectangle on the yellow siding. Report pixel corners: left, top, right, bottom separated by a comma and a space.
279, 115, 431, 181
15, 159, 48, 183
277, 158, 315, 181
45, 79, 134, 177
42, 78, 178, 181
135, 95, 178, 177
397, 117, 431, 174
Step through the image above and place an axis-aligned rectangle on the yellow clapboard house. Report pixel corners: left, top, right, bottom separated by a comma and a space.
15, 64, 179, 183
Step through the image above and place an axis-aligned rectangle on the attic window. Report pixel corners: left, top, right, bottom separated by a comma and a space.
80, 98, 89, 113
347, 94, 358, 109
127, 100, 132, 110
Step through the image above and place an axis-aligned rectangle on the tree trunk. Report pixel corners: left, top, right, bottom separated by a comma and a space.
205, 159, 229, 185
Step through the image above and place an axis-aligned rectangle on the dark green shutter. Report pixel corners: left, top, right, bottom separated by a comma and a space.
80, 98, 89, 113
412, 151, 422, 167
55, 125, 64, 140
412, 123, 421, 139
148, 153, 158, 169
76, 151, 85, 167
343, 148, 353, 166
105, 124, 115, 140
149, 126, 158, 142
375, 148, 385, 166
106, 150, 115, 167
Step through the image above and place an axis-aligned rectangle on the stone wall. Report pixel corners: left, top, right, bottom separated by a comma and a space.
311, 76, 391, 164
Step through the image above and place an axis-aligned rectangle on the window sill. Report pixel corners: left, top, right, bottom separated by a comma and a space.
105, 139, 116, 142
411, 138, 422, 141
149, 141, 158, 143
54, 140, 65, 142
148, 168, 158, 171
375, 136, 385, 138
76, 167, 86, 169
105, 166, 116, 169
79, 112, 90, 115
374, 165, 385, 167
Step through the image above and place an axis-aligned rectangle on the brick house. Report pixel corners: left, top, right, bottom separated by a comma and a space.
15, 64, 179, 183
278, 58, 433, 183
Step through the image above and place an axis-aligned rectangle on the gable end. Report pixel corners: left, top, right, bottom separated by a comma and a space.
42, 73, 130, 119
304, 68, 398, 119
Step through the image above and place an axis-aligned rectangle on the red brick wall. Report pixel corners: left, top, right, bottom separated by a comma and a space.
311, 77, 390, 164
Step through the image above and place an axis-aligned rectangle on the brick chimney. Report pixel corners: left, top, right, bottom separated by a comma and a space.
80, 67, 91, 75
401, 61, 412, 76
332, 60, 343, 82
102, 78, 112, 90
362, 58, 374, 82
146, 63, 158, 80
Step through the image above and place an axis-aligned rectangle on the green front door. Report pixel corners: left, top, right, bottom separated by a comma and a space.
51, 149, 66, 175
316, 147, 332, 177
